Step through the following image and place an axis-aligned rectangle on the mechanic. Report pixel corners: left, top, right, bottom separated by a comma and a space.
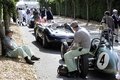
46, 7, 53, 21
64, 22, 91, 78
3, 29, 40, 65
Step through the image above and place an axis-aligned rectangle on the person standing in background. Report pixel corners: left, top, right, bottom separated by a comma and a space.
112, 9, 119, 43
101, 11, 114, 31
25, 6, 31, 26
18, 8, 23, 25
40, 7, 47, 19
33, 8, 40, 22
46, 7, 53, 22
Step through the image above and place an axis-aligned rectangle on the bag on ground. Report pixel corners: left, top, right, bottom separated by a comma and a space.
57, 65, 68, 76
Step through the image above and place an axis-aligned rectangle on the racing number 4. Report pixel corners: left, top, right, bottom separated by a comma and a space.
97, 52, 109, 70
99, 54, 105, 65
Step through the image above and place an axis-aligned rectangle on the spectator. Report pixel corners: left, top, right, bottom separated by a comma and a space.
40, 7, 47, 19
112, 9, 119, 43
25, 6, 31, 26
33, 8, 40, 22
18, 8, 24, 25
30, 8, 34, 16
101, 11, 114, 31
64, 22, 91, 78
3, 29, 40, 65
46, 7, 53, 21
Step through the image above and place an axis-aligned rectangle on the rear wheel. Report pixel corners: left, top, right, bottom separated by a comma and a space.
78, 54, 89, 78
61, 42, 69, 60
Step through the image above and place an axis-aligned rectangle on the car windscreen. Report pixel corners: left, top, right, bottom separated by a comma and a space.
49, 25, 73, 33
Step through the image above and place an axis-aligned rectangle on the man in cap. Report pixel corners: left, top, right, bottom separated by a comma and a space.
64, 22, 91, 78
112, 9, 119, 43
3, 29, 40, 65
101, 11, 114, 31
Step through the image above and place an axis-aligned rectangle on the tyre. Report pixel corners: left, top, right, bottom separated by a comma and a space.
61, 42, 69, 60
78, 54, 89, 78
42, 34, 49, 48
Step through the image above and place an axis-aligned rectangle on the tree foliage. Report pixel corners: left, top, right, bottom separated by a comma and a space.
39, 0, 120, 21
0, 0, 18, 39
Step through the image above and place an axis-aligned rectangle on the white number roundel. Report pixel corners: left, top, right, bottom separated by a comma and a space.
97, 52, 109, 70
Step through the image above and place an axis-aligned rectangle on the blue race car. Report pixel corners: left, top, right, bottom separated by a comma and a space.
89, 28, 118, 73
34, 22, 74, 48
61, 28, 119, 78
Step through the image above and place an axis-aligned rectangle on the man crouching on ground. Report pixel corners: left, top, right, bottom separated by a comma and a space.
3, 29, 40, 65
64, 22, 91, 78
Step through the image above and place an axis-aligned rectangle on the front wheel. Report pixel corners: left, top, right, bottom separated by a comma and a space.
61, 42, 69, 60
42, 34, 49, 48
78, 54, 89, 78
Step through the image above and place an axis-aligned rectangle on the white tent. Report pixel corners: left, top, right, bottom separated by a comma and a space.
16, 1, 40, 9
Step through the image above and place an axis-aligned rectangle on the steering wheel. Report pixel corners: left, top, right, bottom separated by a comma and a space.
90, 38, 100, 52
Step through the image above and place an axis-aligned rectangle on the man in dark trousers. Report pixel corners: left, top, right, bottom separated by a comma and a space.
40, 7, 47, 19
46, 7, 53, 21
112, 9, 119, 43
101, 11, 114, 31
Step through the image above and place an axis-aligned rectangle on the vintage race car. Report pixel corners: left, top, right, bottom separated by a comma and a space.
61, 28, 119, 78
34, 22, 74, 48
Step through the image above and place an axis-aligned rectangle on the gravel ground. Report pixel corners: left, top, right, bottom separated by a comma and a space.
0, 23, 37, 80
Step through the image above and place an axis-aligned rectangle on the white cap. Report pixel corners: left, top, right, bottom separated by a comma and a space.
113, 9, 118, 12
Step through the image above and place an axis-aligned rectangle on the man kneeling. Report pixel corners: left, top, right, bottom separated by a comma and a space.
3, 29, 40, 65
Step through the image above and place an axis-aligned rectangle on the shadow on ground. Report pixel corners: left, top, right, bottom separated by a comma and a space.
32, 41, 61, 55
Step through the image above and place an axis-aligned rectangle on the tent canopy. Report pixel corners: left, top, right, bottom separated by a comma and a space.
16, 1, 40, 9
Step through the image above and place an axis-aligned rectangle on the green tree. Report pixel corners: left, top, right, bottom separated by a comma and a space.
0, 0, 17, 39
72, 0, 76, 19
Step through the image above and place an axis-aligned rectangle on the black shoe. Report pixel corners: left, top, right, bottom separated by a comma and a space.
31, 56, 40, 60
115, 40, 119, 43
67, 70, 79, 78
24, 56, 34, 65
